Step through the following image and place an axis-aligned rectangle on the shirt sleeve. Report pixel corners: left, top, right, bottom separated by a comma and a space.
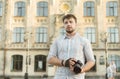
83, 39, 95, 62
47, 39, 58, 61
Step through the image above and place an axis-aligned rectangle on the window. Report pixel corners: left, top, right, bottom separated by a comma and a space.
84, 27, 96, 43
13, 27, 24, 43
14, 1, 25, 16
0, 2, 2, 16
37, 1, 48, 16
84, 1, 94, 16
34, 55, 46, 72
108, 55, 120, 72
36, 27, 47, 43
106, 1, 118, 16
11, 55, 23, 71
108, 27, 119, 43
60, 27, 66, 35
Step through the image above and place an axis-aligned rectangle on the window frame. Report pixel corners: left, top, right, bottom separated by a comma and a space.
108, 55, 120, 72
106, 1, 118, 16
11, 55, 23, 72
13, 27, 25, 43
84, 1, 95, 16
14, 1, 25, 16
108, 27, 119, 43
0, 2, 3, 16
60, 27, 66, 35
36, 27, 48, 43
37, 1, 48, 16
34, 55, 46, 72
84, 27, 96, 43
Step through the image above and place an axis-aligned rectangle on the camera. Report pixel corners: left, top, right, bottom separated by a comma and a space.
73, 60, 83, 74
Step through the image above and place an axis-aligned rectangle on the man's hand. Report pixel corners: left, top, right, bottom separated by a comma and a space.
64, 58, 76, 71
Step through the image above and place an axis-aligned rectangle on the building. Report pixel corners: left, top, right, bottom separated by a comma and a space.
0, 0, 120, 79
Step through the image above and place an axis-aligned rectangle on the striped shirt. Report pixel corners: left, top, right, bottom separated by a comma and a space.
47, 33, 95, 79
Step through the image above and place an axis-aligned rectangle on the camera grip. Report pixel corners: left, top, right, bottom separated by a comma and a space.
64, 58, 71, 67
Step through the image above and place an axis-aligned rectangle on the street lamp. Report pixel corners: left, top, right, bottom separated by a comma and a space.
3, 30, 8, 79
24, 31, 32, 79
100, 32, 109, 79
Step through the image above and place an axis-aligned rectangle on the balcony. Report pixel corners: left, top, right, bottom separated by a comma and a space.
106, 16, 118, 24
7, 43, 26, 49
33, 43, 49, 49
83, 17, 95, 24
13, 17, 24, 24
35, 17, 48, 25
108, 43, 120, 49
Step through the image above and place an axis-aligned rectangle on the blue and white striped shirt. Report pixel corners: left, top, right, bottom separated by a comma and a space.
47, 33, 95, 79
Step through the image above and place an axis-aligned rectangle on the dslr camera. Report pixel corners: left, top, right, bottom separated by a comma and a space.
73, 60, 83, 74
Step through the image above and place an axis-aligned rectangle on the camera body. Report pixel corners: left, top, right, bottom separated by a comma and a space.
73, 60, 83, 74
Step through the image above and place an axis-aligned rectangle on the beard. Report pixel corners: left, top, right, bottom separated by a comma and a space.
66, 29, 74, 34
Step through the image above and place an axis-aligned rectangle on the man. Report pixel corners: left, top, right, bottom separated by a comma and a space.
107, 63, 113, 79
47, 14, 95, 79
110, 61, 116, 79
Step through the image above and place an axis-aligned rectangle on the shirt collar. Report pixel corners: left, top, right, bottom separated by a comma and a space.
64, 33, 79, 39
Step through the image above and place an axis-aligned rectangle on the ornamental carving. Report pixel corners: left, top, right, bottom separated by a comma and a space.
59, 2, 71, 13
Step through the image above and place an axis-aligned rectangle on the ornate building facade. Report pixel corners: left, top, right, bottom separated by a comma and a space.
0, 0, 120, 79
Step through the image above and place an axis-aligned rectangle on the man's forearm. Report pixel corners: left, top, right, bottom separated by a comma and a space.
47, 56, 63, 66
81, 61, 95, 73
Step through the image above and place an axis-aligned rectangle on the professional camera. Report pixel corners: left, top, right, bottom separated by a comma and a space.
73, 60, 83, 74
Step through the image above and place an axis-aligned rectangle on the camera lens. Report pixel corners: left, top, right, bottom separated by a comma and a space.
73, 60, 83, 74
74, 65, 81, 74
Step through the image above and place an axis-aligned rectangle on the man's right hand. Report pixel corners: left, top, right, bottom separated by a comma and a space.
64, 58, 72, 67
64, 58, 76, 70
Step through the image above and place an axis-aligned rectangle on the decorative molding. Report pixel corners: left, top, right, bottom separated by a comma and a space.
59, 1, 72, 14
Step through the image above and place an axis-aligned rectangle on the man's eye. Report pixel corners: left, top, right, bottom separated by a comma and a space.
69, 21, 73, 23
64, 22, 68, 24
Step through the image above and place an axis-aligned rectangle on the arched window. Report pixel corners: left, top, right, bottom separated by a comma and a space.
11, 55, 23, 71
84, 1, 94, 16
106, 1, 118, 16
37, 1, 48, 16
36, 27, 48, 43
14, 1, 25, 16
34, 55, 46, 72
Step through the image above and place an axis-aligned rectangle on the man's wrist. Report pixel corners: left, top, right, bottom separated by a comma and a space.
61, 60, 64, 66
81, 68, 85, 73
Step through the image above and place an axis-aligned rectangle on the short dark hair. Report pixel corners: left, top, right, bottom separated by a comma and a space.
62, 14, 77, 23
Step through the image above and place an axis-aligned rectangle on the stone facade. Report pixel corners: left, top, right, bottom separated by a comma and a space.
0, 0, 120, 79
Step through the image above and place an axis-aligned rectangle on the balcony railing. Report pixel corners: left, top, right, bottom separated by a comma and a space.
83, 17, 95, 24
13, 17, 24, 24
6, 43, 49, 49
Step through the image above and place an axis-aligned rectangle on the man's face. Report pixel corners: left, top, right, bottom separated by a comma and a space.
63, 18, 77, 34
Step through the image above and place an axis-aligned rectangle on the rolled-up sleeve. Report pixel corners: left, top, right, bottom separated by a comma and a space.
47, 39, 58, 61
83, 39, 95, 62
